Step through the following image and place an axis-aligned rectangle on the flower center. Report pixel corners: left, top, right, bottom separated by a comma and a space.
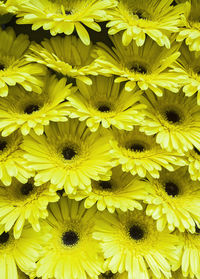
21, 183, 33, 196
99, 181, 112, 190
165, 110, 180, 123
165, 181, 179, 197
129, 225, 144, 240
130, 143, 145, 152
194, 147, 200, 155
65, 10, 71, 15
0, 232, 9, 244
98, 105, 111, 112
0, 141, 7, 151
132, 9, 148, 19
101, 271, 114, 278
24, 104, 39, 114
131, 63, 147, 74
62, 147, 76, 160
0, 64, 4, 70
62, 230, 79, 246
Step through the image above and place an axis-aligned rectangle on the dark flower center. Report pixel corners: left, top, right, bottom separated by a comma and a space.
98, 105, 110, 112
165, 181, 179, 197
130, 143, 145, 152
62, 230, 79, 246
21, 183, 33, 196
194, 147, 200, 155
0, 141, 7, 151
24, 104, 39, 114
0, 64, 4, 70
0, 232, 9, 244
195, 224, 200, 233
131, 63, 147, 74
165, 110, 180, 123
99, 181, 112, 190
129, 225, 144, 240
65, 10, 71, 15
101, 271, 114, 278
62, 147, 76, 160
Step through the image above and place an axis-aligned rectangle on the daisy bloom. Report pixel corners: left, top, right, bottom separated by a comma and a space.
140, 89, 200, 152
14, 0, 117, 45
69, 166, 149, 213
67, 76, 146, 132
26, 35, 99, 85
0, 224, 50, 279
186, 146, 200, 181
109, 127, 186, 179
37, 197, 104, 279
106, 0, 186, 48
177, 227, 200, 278
0, 26, 46, 97
0, 74, 76, 137
0, 131, 33, 186
0, 178, 59, 239
145, 167, 200, 233
176, 0, 200, 51
22, 119, 114, 194
93, 34, 182, 95
172, 43, 200, 105
93, 209, 181, 279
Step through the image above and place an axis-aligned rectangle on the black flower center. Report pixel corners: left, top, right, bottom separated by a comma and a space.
0, 64, 4, 70
21, 183, 33, 196
62, 230, 79, 246
101, 271, 114, 278
195, 224, 200, 233
99, 181, 112, 190
194, 147, 200, 155
165, 110, 180, 123
131, 63, 147, 74
0, 232, 9, 244
129, 225, 144, 240
0, 141, 7, 151
165, 181, 179, 197
130, 143, 145, 152
98, 105, 110, 112
24, 104, 39, 114
62, 147, 76, 160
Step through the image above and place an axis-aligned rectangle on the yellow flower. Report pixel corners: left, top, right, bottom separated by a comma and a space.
14, 0, 117, 45
69, 166, 149, 213
140, 89, 200, 152
26, 35, 99, 85
145, 167, 200, 233
93, 34, 182, 96
93, 209, 181, 279
109, 127, 186, 179
37, 197, 104, 279
0, 131, 33, 186
67, 76, 146, 132
0, 75, 75, 136
22, 119, 114, 194
0, 27, 46, 97
0, 178, 59, 239
106, 0, 186, 47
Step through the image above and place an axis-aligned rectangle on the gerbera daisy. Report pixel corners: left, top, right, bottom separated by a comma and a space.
0, 26, 46, 97
69, 166, 149, 213
109, 127, 186, 179
106, 0, 186, 48
0, 74, 76, 136
92, 34, 182, 95
0, 131, 33, 186
14, 0, 117, 45
26, 35, 99, 85
0, 177, 59, 239
177, 227, 200, 278
139, 89, 200, 152
66, 76, 146, 132
172, 43, 200, 105
93, 209, 181, 279
145, 167, 200, 233
37, 197, 104, 279
176, 0, 200, 51
186, 146, 200, 181
22, 119, 114, 194
0, 224, 50, 279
